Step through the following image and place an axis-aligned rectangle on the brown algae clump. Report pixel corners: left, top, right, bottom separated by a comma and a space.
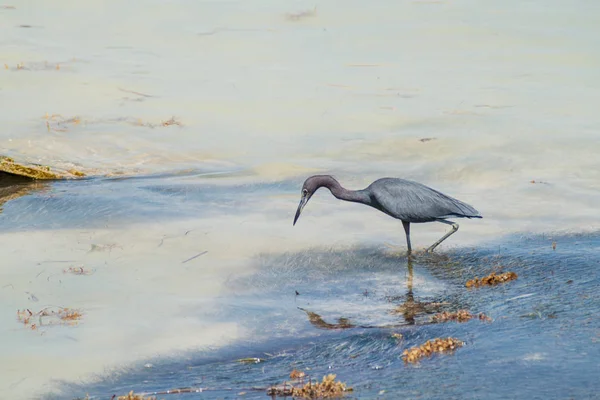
0, 156, 62, 179
402, 337, 464, 363
431, 310, 491, 323
68, 168, 86, 177
290, 369, 306, 379
60, 308, 83, 322
268, 374, 352, 398
293, 374, 352, 398
0, 156, 85, 179
466, 271, 518, 288
17, 307, 83, 330
117, 392, 156, 400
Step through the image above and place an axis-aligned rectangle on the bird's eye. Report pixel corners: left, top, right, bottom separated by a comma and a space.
302, 189, 308, 196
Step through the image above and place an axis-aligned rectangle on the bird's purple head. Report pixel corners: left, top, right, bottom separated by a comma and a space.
293, 175, 336, 225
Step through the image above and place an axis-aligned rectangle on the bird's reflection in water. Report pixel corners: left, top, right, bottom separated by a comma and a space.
299, 258, 445, 330
388, 258, 446, 324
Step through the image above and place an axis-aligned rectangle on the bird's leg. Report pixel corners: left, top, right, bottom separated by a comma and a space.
426, 219, 459, 253
402, 221, 412, 254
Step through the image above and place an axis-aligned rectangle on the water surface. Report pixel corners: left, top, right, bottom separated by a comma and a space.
1, 0, 600, 398
55, 232, 600, 399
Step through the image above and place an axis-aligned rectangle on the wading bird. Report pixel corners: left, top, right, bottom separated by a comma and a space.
293, 175, 481, 253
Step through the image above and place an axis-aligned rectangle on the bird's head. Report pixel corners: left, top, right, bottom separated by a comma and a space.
293, 175, 335, 226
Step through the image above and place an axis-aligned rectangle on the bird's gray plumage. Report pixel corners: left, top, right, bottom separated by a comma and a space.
293, 175, 481, 253
366, 178, 481, 223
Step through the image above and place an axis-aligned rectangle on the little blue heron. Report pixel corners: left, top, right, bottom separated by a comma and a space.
293, 175, 481, 253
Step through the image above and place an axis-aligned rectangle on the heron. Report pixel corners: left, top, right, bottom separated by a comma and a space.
293, 175, 481, 253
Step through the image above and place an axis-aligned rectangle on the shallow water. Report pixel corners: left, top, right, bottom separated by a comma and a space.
52, 232, 600, 399
1, 173, 599, 399
2, 0, 600, 398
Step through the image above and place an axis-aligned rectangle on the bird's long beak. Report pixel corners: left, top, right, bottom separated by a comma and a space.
293, 196, 308, 226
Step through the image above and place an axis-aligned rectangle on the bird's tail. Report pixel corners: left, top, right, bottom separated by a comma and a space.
449, 197, 482, 218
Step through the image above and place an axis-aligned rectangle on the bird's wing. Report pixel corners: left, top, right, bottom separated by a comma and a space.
369, 178, 480, 222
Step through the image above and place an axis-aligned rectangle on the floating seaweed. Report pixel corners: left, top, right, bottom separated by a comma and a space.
431, 310, 491, 323
465, 271, 518, 288
290, 369, 306, 379
402, 337, 464, 363
293, 374, 352, 398
17, 306, 83, 330
60, 309, 83, 322
116, 391, 156, 400
267, 384, 294, 397
268, 374, 352, 398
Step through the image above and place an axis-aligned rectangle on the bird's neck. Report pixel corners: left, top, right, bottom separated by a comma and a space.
322, 178, 370, 204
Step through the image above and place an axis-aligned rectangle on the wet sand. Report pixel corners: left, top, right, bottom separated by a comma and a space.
1, 0, 600, 398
